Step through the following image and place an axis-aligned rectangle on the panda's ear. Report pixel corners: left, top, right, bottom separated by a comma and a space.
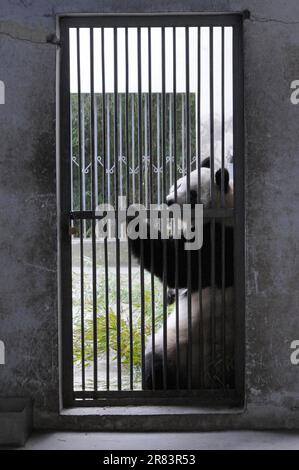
215, 168, 229, 193
201, 157, 210, 168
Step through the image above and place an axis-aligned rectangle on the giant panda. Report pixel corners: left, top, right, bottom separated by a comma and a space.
129, 158, 235, 390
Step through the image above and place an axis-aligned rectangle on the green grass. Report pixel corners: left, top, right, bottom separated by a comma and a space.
72, 260, 170, 385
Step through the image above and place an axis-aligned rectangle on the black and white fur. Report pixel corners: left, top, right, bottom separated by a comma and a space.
129, 159, 235, 389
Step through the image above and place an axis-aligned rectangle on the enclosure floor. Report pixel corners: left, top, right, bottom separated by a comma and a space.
18, 431, 299, 450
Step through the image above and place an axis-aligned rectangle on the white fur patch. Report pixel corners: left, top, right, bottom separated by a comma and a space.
145, 287, 234, 387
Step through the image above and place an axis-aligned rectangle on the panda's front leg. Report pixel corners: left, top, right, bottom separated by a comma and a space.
144, 343, 178, 390
127, 213, 175, 287
127, 215, 162, 277
144, 348, 164, 390
127, 214, 191, 289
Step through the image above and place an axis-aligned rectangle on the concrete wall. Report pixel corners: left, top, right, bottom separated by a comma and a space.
0, 0, 299, 431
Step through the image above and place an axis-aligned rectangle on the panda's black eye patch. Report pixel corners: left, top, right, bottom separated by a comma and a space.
215, 168, 229, 193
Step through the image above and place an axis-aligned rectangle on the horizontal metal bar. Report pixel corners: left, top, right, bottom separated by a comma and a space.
62, 14, 243, 29
73, 389, 240, 401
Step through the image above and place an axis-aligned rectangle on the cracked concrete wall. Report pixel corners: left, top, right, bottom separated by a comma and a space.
0, 0, 299, 430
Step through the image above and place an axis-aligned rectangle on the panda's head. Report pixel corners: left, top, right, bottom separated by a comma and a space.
166, 157, 234, 209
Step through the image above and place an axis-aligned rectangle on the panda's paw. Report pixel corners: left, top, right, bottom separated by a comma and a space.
144, 351, 164, 390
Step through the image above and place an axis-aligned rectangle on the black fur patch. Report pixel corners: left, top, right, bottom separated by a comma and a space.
144, 351, 178, 390
201, 157, 211, 168
215, 168, 230, 193
129, 221, 234, 291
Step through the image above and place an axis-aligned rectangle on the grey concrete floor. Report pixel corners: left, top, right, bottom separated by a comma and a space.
19, 431, 299, 450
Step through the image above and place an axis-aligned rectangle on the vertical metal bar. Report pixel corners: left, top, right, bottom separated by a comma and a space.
161, 26, 168, 390
114, 27, 122, 391
137, 27, 146, 389
81, 96, 87, 237
197, 26, 205, 389
70, 102, 74, 212
76, 27, 85, 394
60, 22, 73, 406
221, 26, 227, 387
144, 94, 148, 206
107, 94, 111, 206
101, 27, 110, 390
119, 96, 123, 199
209, 26, 216, 384
181, 94, 185, 174
173, 26, 180, 389
94, 134, 98, 208
233, 20, 245, 398
185, 26, 192, 389
157, 94, 161, 204
125, 27, 134, 390
148, 27, 156, 391
169, 94, 172, 189
131, 97, 135, 203
90, 27, 98, 394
